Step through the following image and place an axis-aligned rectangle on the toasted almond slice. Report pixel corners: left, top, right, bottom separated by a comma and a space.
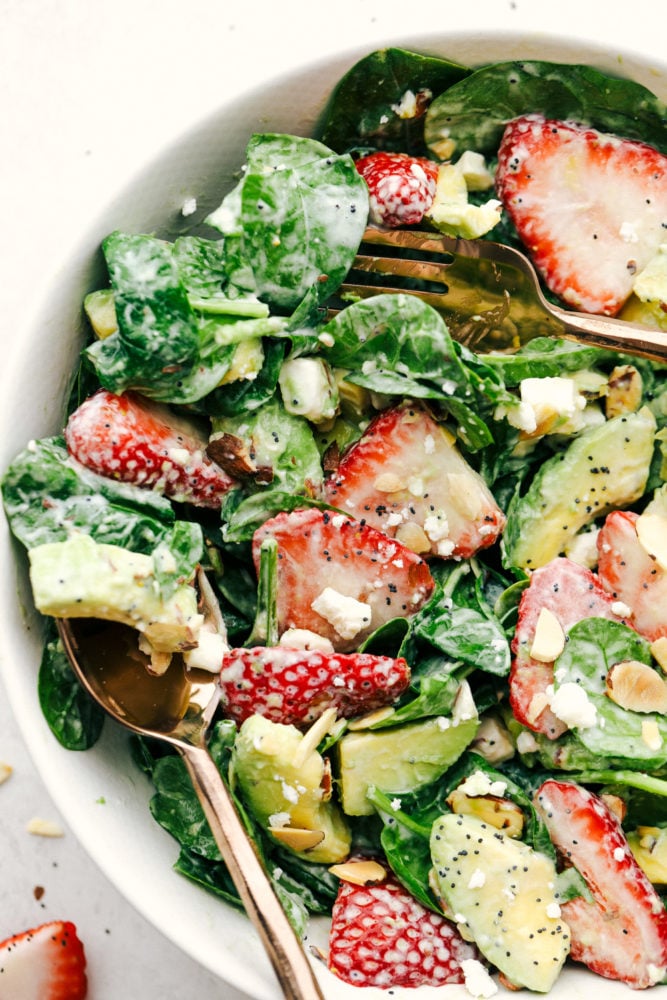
651, 636, 667, 673
642, 718, 663, 751
600, 793, 627, 822
526, 691, 551, 725
347, 706, 396, 731
395, 521, 431, 554
328, 859, 387, 886
269, 827, 325, 851
292, 707, 338, 769
0, 762, 12, 785
529, 607, 566, 663
636, 512, 667, 572
373, 473, 406, 493
27, 817, 65, 838
605, 365, 643, 419
606, 659, 667, 714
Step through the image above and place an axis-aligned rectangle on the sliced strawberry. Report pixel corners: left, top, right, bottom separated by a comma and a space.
252, 507, 434, 652
327, 860, 477, 988
510, 557, 630, 738
598, 509, 667, 642
355, 151, 438, 227
535, 780, 667, 988
0, 920, 87, 1000
219, 645, 410, 727
65, 388, 234, 508
495, 115, 667, 316
324, 402, 505, 560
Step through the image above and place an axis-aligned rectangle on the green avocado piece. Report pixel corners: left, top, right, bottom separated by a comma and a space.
28, 532, 201, 653
337, 712, 479, 816
232, 714, 351, 864
502, 406, 656, 570
430, 812, 570, 992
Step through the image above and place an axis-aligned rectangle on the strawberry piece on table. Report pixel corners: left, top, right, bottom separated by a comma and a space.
495, 114, 667, 316
597, 509, 667, 642
355, 151, 438, 227
65, 388, 234, 508
535, 780, 667, 988
0, 920, 87, 1000
219, 645, 410, 727
324, 402, 505, 560
252, 507, 435, 652
328, 861, 478, 988
510, 557, 630, 739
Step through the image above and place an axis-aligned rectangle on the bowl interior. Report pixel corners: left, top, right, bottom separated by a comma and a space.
2, 29, 667, 1000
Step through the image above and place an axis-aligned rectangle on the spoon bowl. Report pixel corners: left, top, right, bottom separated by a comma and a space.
56, 616, 325, 1000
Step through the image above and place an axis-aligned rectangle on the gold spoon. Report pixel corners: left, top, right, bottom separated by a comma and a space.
56, 616, 326, 1000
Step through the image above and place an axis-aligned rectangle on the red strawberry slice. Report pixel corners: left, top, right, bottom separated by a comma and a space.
355, 151, 438, 227
65, 388, 234, 508
252, 507, 434, 652
597, 509, 667, 642
535, 780, 667, 988
219, 645, 410, 727
324, 402, 505, 560
0, 920, 87, 1000
510, 557, 630, 738
495, 114, 667, 316
328, 860, 478, 988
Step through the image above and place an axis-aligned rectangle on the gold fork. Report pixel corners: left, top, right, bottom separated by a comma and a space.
337, 227, 667, 362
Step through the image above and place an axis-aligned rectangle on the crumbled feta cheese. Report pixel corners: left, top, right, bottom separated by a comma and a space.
611, 600, 633, 619
461, 958, 498, 997
459, 770, 507, 798
468, 868, 486, 889
278, 628, 334, 652
311, 587, 371, 641
550, 682, 598, 729
516, 730, 540, 754
181, 196, 197, 217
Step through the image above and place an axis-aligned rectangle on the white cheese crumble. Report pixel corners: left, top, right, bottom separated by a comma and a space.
311, 587, 371, 641
468, 868, 486, 889
183, 627, 229, 673
549, 682, 598, 729
278, 628, 334, 652
459, 770, 507, 798
611, 600, 633, 619
461, 958, 498, 998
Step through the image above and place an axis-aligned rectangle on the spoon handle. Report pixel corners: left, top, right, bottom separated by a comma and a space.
180, 743, 326, 1000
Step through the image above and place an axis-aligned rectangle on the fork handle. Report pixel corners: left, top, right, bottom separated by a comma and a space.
180, 743, 326, 1000
555, 308, 667, 363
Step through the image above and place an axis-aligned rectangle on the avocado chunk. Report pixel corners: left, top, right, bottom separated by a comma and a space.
337, 712, 479, 816
232, 714, 351, 864
503, 406, 656, 570
28, 532, 201, 653
430, 813, 570, 992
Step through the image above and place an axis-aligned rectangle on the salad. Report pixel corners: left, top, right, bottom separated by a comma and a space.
3, 45, 667, 998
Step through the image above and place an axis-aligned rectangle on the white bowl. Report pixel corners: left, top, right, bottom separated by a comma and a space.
2, 24, 667, 1000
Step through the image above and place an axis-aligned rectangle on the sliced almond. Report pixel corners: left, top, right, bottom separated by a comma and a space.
600, 793, 627, 822
0, 762, 12, 785
328, 859, 387, 886
446, 787, 525, 838
347, 706, 396, 731
606, 659, 667, 714
269, 827, 325, 852
292, 707, 338, 769
373, 472, 406, 494
605, 365, 643, 419
395, 521, 431, 554
642, 718, 663, 751
26, 817, 65, 838
529, 607, 566, 663
526, 691, 550, 725
651, 636, 667, 673
636, 512, 667, 572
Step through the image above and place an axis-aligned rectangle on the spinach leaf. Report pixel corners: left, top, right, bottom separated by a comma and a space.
424, 60, 667, 158
1, 437, 203, 591
412, 563, 511, 677
483, 337, 617, 386
321, 294, 504, 450
38, 635, 105, 750
206, 134, 368, 311
317, 46, 470, 155
553, 618, 667, 766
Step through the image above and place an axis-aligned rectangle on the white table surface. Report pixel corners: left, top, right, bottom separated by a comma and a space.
1, 2, 666, 998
